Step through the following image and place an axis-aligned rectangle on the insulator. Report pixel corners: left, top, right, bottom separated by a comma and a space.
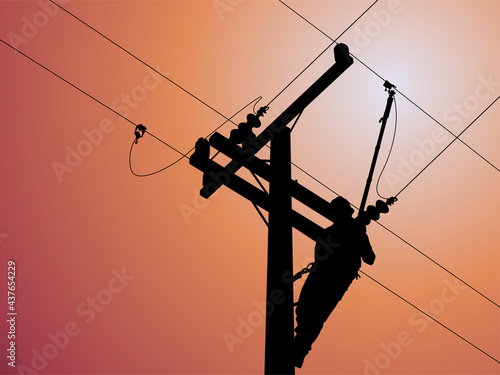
194, 137, 210, 159
229, 128, 243, 143
357, 211, 371, 226
375, 199, 389, 214
246, 113, 262, 128
366, 205, 380, 221
230, 114, 260, 145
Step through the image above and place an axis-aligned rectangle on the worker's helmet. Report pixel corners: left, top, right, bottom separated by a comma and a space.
329, 196, 354, 221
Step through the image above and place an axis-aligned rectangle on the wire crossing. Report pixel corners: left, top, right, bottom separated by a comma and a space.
395, 89, 500, 173
279, 0, 500, 174
49, 0, 377, 129
4, 4, 499, 365
291, 159, 500, 310
396, 96, 500, 197
45, 0, 499, 205
266, 0, 379, 107
4, 11, 497, 314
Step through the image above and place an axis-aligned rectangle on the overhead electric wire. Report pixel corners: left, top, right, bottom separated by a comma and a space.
266, 41, 334, 107
396, 96, 500, 197
129, 141, 187, 177
374, 219, 500, 309
279, 0, 379, 44
279, 0, 500, 174
395, 89, 500, 173
6, 3, 499, 363
274, 1, 500, 310
129, 96, 263, 177
360, 271, 500, 364
267, 0, 379, 107
49, 0, 499, 191
5, 6, 497, 313
48, 0, 379, 134
0, 39, 184, 159
290, 156, 500, 309
48, 0, 233, 125
0, 36, 257, 179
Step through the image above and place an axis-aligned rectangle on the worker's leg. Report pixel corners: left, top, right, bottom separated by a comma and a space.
294, 273, 332, 367
294, 272, 356, 367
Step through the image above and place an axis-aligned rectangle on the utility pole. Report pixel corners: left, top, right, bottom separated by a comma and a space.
265, 126, 294, 373
190, 43, 354, 374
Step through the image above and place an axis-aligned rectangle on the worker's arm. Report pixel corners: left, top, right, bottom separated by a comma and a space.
356, 224, 375, 265
360, 234, 375, 265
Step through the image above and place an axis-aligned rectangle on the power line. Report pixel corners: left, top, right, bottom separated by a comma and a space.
279, 0, 500, 174
360, 271, 500, 364
267, 0, 379, 107
266, 41, 334, 107
129, 97, 263, 176
374, 220, 500, 309
48, 0, 370, 174
4, 14, 498, 366
275, 0, 500, 309
129, 140, 188, 177
0, 39, 185, 159
5, 15, 497, 313
48, 0, 500, 362
0, 37, 259, 179
290, 157, 500, 309
48, 0, 234, 125
49, 0, 383, 138
16, 0, 500, 323
47, 0, 499, 211
396, 96, 500, 197
331, 0, 380, 42
395, 89, 500, 173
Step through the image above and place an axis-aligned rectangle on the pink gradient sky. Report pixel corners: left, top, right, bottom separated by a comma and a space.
0, 1, 498, 374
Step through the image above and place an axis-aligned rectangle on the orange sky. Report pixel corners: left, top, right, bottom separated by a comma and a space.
0, 1, 498, 374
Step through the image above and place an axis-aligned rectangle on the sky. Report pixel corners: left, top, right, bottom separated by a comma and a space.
0, 0, 499, 374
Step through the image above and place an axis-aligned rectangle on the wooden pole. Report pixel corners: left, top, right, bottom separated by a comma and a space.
265, 127, 294, 374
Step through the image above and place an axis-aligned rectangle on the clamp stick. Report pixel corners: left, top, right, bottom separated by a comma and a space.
358, 82, 396, 215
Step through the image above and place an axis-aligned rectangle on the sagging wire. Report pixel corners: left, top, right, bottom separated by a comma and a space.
129, 96, 263, 176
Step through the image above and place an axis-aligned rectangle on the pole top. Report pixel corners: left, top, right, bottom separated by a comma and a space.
333, 43, 353, 66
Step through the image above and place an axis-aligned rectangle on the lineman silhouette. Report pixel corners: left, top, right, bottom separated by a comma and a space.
294, 196, 375, 368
